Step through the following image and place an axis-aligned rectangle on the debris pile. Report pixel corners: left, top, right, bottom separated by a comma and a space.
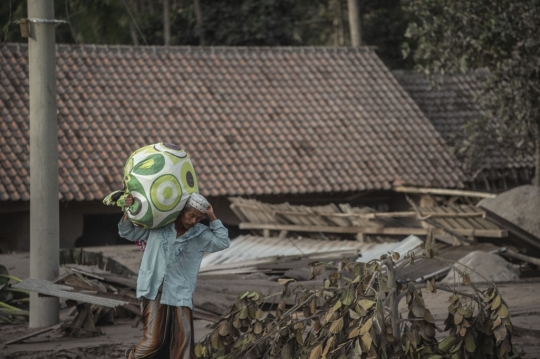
441, 251, 520, 284
479, 185, 540, 239
3, 191, 540, 356
10, 264, 139, 341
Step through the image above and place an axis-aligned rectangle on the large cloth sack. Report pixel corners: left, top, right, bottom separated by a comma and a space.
105, 143, 199, 229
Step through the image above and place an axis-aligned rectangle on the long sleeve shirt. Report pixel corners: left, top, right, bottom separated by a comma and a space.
118, 218, 230, 309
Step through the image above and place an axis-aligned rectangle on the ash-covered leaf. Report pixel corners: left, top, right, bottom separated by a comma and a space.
329, 317, 344, 333
359, 318, 373, 336
491, 295, 501, 310
309, 344, 323, 359
438, 335, 457, 353
465, 332, 476, 353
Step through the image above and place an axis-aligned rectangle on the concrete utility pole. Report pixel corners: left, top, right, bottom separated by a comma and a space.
28, 0, 60, 328
347, 0, 361, 47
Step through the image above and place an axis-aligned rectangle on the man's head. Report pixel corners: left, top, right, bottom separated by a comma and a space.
178, 193, 209, 230
186, 193, 210, 213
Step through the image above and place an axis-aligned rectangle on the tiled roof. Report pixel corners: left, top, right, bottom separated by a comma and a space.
393, 70, 535, 172
0, 44, 464, 201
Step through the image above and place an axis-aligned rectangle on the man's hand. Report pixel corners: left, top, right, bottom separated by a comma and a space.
205, 204, 217, 222
122, 194, 134, 221
125, 194, 134, 207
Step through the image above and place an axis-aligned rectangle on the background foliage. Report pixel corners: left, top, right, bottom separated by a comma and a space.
402, 0, 540, 184
0, 0, 413, 69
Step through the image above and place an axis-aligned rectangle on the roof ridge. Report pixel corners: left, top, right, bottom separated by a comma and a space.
4, 42, 375, 55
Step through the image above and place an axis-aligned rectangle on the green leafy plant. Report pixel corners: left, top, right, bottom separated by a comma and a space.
0, 264, 29, 324
195, 249, 515, 359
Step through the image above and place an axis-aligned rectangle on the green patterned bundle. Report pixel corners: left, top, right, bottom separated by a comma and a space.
103, 143, 199, 229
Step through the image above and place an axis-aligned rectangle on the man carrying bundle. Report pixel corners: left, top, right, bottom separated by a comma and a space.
120, 192, 230, 359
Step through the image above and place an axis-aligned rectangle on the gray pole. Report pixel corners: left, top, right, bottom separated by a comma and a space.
28, 0, 59, 328
347, 0, 361, 47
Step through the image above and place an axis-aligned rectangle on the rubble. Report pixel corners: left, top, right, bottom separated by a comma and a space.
441, 251, 520, 283
479, 185, 540, 239
3, 193, 540, 357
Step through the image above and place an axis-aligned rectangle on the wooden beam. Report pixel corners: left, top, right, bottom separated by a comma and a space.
238, 222, 506, 238
232, 204, 484, 219
480, 206, 540, 251
500, 249, 540, 267
393, 186, 497, 198
452, 228, 507, 238
270, 210, 485, 219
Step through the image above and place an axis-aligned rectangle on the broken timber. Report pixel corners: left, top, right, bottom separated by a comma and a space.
238, 222, 507, 238
12, 278, 132, 338
12, 278, 131, 308
234, 206, 485, 220
5, 323, 64, 345
392, 186, 497, 198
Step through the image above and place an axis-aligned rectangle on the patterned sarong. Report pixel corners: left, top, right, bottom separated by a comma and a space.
129, 290, 195, 359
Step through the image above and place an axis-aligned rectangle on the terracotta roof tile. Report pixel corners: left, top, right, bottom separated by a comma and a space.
0, 44, 464, 201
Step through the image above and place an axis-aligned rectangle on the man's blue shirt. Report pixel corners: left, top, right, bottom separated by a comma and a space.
118, 218, 230, 309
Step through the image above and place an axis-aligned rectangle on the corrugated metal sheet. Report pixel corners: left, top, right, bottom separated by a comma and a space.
201, 235, 423, 268
397, 242, 499, 282
202, 235, 501, 283
356, 235, 424, 262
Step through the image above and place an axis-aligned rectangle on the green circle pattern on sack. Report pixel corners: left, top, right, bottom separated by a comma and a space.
123, 143, 198, 229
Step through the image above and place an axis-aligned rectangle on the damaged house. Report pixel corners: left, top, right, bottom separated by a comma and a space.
0, 44, 466, 252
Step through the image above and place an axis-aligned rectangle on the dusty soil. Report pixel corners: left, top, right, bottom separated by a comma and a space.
1, 318, 213, 359
2, 246, 540, 358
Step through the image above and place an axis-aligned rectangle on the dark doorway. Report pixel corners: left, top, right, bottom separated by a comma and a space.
75, 214, 132, 247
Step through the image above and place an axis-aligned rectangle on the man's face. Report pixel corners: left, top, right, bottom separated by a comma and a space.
180, 208, 204, 229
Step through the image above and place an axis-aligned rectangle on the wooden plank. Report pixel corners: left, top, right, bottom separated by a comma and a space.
314, 203, 352, 227
283, 202, 321, 226
12, 278, 130, 308
456, 205, 499, 230
428, 206, 464, 232
231, 204, 484, 224
266, 209, 484, 219
442, 206, 475, 232
65, 265, 137, 290
393, 186, 497, 198
500, 249, 540, 266
454, 206, 492, 229
238, 222, 506, 237
68, 305, 88, 337
229, 199, 251, 223
480, 206, 540, 251
5, 323, 63, 345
